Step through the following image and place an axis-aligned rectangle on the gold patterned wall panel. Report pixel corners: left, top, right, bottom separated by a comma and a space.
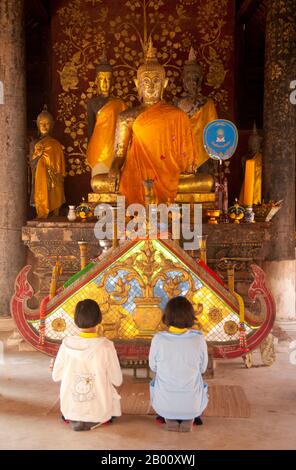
51, 0, 234, 196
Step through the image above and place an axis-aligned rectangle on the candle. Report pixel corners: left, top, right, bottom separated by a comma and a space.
49, 257, 62, 299
78, 241, 88, 270
243, 159, 255, 206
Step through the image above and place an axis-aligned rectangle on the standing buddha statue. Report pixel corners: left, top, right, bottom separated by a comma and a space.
30, 106, 65, 218
109, 39, 198, 206
240, 122, 263, 205
87, 54, 127, 186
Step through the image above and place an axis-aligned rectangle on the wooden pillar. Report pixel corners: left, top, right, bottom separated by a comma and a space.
263, 0, 296, 326
0, 0, 26, 316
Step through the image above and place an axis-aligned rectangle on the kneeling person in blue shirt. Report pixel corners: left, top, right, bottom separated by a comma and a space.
149, 296, 208, 432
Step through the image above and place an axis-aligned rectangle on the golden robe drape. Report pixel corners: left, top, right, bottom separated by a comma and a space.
240, 151, 262, 205
86, 98, 126, 169
191, 98, 218, 169
119, 101, 198, 205
33, 136, 66, 218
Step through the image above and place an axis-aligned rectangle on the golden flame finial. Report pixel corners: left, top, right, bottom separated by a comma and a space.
96, 47, 112, 73
252, 120, 258, 135
184, 46, 203, 77
137, 37, 165, 79
188, 47, 196, 63
100, 48, 108, 64
146, 37, 157, 61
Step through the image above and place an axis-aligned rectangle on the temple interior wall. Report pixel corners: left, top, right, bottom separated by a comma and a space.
27, 0, 241, 206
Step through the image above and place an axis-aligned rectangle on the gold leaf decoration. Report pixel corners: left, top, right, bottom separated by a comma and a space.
208, 307, 222, 323
224, 320, 238, 336
51, 318, 67, 332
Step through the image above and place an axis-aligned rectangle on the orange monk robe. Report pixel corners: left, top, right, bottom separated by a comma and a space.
191, 98, 218, 169
86, 98, 127, 170
240, 152, 262, 205
33, 136, 66, 218
119, 101, 198, 205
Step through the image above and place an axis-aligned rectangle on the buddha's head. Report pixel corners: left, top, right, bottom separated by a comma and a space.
37, 105, 54, 137
135, 38, 168, 106
183, 47, 203, 98
248, 122, 263, 154
96, 53, 113, 97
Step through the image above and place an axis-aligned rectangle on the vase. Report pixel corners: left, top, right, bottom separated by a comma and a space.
133, 297, 162, 337
244, 206, 255, 223
67, 205, 76, 222
206, 209, 220, 224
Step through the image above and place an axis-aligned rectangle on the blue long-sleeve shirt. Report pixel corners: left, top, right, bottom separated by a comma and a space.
149, 330, 208, 420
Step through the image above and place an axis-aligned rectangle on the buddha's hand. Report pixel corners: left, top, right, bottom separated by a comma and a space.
108, 167, 120, 192
182, 165, 196, 175
190, 164, 198, 175
108, 167, 118, 179
33, 142, 45, 159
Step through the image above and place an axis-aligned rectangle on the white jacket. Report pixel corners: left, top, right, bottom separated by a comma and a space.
52, 336, 122, 423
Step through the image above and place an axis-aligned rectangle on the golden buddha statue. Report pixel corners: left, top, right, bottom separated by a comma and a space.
86, 54, 126, 189
107, 39, 198, 206
173, 48, 217, 205
176, 47, 218, 171
30, 106, 65, 218
240, 122, 263, 205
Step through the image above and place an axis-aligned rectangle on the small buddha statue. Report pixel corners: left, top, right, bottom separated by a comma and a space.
30, 106, 65, 218
240, 122, 263, 205
87, 53, 126, 192
176, 47, 218, 174
108, 39, 198, 206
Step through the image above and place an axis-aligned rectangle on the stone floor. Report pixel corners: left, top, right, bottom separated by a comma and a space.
0, 331, 296, 450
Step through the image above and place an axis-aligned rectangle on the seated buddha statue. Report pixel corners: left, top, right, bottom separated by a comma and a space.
176, 47, 218, 172
108, 39, 199, 206
173, 48, 217, 205
30, 106, 65, 218
86, 54, 126, 195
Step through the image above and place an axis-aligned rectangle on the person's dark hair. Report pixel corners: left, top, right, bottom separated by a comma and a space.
163, 296, 195, 329
74, 299, 102, 329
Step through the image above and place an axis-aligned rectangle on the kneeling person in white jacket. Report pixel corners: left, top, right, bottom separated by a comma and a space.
52, 299, 123, 431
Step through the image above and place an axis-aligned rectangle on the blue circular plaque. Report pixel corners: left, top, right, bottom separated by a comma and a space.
203, 119, 238, 161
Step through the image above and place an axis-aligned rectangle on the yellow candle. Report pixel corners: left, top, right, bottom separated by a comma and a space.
49, 258, 62, 299
243, 159, 255, 206
78, 241, 88, 270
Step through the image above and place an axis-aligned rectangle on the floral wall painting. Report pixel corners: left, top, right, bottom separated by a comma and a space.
51, 0, 234, 198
